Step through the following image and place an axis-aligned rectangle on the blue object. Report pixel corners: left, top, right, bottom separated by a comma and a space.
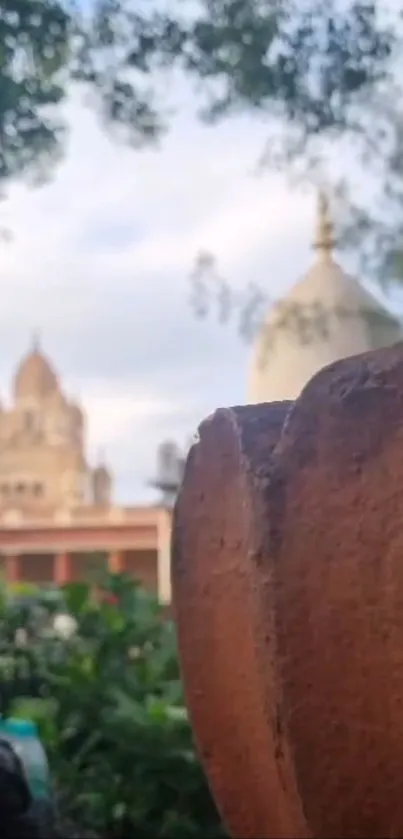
1, 719, 36, 737
0, 717, 50, 801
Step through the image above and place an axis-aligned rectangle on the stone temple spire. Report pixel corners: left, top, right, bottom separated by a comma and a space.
312, 190, 335, 258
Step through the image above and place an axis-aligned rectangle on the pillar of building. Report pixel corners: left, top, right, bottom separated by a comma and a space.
157, 508, 172, 604
109, 549, 125, 574
54, 552, 72, 585
5, 553, 21, 584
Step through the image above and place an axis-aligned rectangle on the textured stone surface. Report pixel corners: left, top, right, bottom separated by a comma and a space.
172, 403, 309, 839
268, 342, 403, 838
173, 341, 403, 839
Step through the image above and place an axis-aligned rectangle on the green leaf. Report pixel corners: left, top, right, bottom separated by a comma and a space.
62, 582, 91, 616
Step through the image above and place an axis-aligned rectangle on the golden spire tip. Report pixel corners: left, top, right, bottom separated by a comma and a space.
313, 189, 335, 256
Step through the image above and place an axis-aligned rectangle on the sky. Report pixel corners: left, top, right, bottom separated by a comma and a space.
0, 89, 327, 503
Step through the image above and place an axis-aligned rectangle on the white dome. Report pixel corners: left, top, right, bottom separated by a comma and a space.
248, 194, 401, 404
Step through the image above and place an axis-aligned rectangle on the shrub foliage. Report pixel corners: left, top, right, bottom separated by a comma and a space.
0, 574, 225, 838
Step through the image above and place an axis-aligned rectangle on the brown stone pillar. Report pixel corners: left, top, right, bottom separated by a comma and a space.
108, 550, 125, 574
5, 553, 21, 584
54, 552, 72, 585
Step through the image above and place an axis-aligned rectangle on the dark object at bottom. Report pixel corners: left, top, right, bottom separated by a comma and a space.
0, 738, 57, 838
3, 798, 60, 838
0, 738, 31, 818
4, 806, 43, 839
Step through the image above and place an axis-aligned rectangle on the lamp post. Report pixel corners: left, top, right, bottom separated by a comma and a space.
150, 440, 186, 508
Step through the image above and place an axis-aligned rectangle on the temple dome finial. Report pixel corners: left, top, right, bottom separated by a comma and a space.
247, 187, 401, 405
31, 329, 41, 352
313, 189, 335, 256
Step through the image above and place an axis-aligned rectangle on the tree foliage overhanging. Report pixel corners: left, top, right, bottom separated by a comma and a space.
1, 0, 403, 284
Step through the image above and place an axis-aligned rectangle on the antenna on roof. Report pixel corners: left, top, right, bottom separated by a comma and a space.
150, 440, 185, 508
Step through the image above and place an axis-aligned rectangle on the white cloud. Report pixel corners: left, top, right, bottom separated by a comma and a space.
82, 381, 185, 454
0, 89, 316, 502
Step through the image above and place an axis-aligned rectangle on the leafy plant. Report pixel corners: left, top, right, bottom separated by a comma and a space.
0, 575, 225, 838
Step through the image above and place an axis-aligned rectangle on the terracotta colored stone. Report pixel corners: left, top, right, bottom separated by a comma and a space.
173, 341, 403, 839
172, 403, 310, 839
267, 342, 403, 838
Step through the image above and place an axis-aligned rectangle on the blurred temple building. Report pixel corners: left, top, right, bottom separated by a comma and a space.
0, 337, 171, 602
2, 192, 400, 601
248, 191, 401, 403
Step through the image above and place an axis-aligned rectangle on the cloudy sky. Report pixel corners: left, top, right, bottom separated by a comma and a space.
0, 88, 323, 503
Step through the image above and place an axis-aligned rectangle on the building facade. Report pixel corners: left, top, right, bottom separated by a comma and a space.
0, 339, 172, 603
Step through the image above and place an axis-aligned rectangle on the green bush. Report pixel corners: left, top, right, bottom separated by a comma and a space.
0, 575, 226, 838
